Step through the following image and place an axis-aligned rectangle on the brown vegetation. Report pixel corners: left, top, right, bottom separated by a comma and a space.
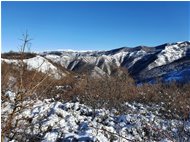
1, 51, 36, 59
1, 32, 52, 141
2, 60, 190, 120
1, 33, 190, 141
137, 83, 190, 119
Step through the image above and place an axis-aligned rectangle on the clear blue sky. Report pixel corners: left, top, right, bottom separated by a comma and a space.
2, 1, 190, 52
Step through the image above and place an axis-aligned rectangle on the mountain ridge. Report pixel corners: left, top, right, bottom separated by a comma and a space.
2, 41, 190, 83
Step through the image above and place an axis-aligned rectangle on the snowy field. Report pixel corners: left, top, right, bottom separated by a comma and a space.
2, 91, 190, 142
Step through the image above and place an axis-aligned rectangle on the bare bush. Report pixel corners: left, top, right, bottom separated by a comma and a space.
1, 32, 54, 141
1, 33, 190, 141
76, 68, 137, 115
136, 82, 190, 119
1, 51, 36, 59
68, 69, 190, 120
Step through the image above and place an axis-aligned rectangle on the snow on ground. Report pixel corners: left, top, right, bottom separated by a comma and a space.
2, 92, 190, 142
148, 44, 189, 70
2, 56, 65, 79
44, 54, 61, 64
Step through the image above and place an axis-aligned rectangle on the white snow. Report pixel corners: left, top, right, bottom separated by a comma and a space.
35, 42, 190, 79
43, 48, 148, 77
45, 54, 61, 63
2, 97, 190, 142
42, 132, 59, 142
112, 51, 129, 66
2, 56, 65, 79
148, 44, 189, 70
4, 91, 15, 102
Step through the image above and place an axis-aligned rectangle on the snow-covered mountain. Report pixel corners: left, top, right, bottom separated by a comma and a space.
1, 55, 71, 79
2, 42, 190, 142
2, 41, 190, 83
40, 41, 190, 83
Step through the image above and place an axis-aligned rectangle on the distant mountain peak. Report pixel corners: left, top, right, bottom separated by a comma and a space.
2, 41, 190, 83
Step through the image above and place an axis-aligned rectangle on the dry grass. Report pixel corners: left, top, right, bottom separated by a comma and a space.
2, 60, 190, 121
137, 83, 190, 119
1, 51, 36, 59
1, 32, 54, 140
63, 69, 190, 119
2, 56, 190, 141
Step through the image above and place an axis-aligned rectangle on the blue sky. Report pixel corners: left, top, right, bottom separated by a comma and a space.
2, 1, 190, 52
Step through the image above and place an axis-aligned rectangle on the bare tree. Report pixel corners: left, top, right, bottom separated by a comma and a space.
1, 32, 50, 141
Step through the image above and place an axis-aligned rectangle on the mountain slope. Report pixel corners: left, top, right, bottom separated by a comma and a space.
41, 41, 190, 83
2, 41, 190, 83
1, 55, 70, 79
